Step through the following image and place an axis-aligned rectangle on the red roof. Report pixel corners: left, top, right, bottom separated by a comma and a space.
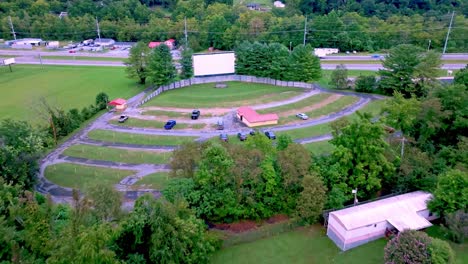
165, 39, 175, 43
108, 98, 127, 106
237, 107, 278, 123
148, 41, 162, 48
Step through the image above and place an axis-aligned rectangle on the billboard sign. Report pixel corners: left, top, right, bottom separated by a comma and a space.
193, 52, 235, 76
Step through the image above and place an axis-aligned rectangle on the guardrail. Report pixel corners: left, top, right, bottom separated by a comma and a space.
137, 74, 318, 107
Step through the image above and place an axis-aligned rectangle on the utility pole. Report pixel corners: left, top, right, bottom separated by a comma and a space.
8, 16, 16, 40
96, 17, 101, 44
184, 17, 188, 47
303, 16, 307, 46
427, 39, 431, 51
443, 11, 455, 54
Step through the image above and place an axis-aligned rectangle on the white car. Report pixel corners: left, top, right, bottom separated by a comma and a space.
296, 113, 309, 120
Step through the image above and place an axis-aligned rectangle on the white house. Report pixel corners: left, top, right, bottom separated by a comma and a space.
327, 191, 437, 251
94, 38, 115, 47
14, 38, 42, 46
273, 1, 285, 8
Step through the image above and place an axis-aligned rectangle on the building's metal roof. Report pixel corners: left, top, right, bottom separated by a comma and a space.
329, 191, 433, 231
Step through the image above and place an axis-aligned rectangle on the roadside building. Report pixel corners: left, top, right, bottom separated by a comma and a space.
327, 191, 437, 251
237, 106, 278, 127
148, 39, 176, 50
94, 38, 115, 47
273, 1, 285, 8
13, 38, 42, 46
108, 98, 127, 111
47, 41, 60, 49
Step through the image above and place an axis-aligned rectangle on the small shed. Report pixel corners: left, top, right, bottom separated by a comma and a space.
327, 191, 437, 251
94, 38, 115, 47
108, 98, 127, 111
237, 106, 278, 127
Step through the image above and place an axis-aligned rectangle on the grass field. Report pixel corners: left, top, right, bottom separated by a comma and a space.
318, 70, 376, 88
40, 56, 125, 61
133, 172, 172, 190
88, 129, 197, 145
279, 123, 332, 140
63, 144, 171, 164
211, 225, 386, 264
257, 93, 332, 114
321, 59, 468, 64
141, 109, 215, 118
144, 82, 304, 108
109, 119, 206, 130
303, 140, 334, 156
45, 163, 135, 190
211, 225, 467, 264
0, 65, 142, 122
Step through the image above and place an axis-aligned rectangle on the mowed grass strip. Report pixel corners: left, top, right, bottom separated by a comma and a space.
279, 123, 332, 140
40, 55, 125, 61
257, 93, 332, 114
88, 129, 196, 146
133, 172, 172, 190
211, 225, 386, 264
109, 119, 190, 129
144, 82, 304, 108
141, 110, 215, 118
45, 163, 135, 190
63, 144, 171, 164
0, 65, 142, 122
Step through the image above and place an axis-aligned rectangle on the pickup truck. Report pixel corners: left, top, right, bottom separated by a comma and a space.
191, 110, 200, 120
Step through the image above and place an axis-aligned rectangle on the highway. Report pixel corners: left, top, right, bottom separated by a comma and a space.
1, 49, 467, 70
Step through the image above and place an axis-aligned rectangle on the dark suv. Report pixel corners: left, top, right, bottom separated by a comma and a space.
237, 132, 248, 141
264, 131, 276, 140
219, 133, 229, 142
191, 110, 200, 120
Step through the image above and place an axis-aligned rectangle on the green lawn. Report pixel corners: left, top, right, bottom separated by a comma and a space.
211, 225, 386, 264
0, 65, 142, 122
347, 99, 387, 121
109, 118, 206, 130
212, 224, 467, 264
257, 93, 332, 114
63, 144, 171, 164
303, 141, 334, 156
45, 163, 135, 190
40, 56, 126, 61
133, 172, 172, 190
141, 110, 215, 118
279, 123, 332, 140
87, 129, 197, 146
318, 70, 376, 88
321, 59, 468, 64
144, 82, 304, 108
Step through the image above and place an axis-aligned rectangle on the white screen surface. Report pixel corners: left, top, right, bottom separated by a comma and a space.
193, 52, 235, 76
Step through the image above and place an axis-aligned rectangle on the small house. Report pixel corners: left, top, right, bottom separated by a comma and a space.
108, 98, 127, 111
327, 191, 437, 251
94, 38, 115, 47
237, 106, 278, 127
273, 1, 285, 8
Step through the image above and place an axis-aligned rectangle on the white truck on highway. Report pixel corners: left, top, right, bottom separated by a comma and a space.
314, 48, 339, 58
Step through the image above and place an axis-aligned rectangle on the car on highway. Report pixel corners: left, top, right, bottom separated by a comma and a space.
296, 113, 309, 120
118, 115, 129, 123
237, 132, 248, 141
68, 50, 76, 53
371, 54, 383, 59
219, 133, 229, 142
164, 120, 176, 130
264, 131, 276, 140
191, 109, 200, 120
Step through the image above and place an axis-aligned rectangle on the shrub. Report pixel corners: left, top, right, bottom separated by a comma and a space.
444, 210, 468, 243
428, 238, 455, 264
95, 92, 109, 110
329, 64, 349, 89
355, 75, 378, 93
384, 230, 432, 264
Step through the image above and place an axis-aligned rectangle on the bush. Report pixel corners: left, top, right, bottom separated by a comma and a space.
355, 75, 378, 93
95, 92, 109, 110
444, 210, 468, 243
428, 238, 455, 264
329, 64, 349, 89
384, 230, 432, 264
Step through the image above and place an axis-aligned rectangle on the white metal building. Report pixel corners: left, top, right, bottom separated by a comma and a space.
327, 191, 437, 251
94, 38, 115, 47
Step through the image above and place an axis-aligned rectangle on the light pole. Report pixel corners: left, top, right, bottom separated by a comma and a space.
427, 39, 431, 51
352, 189, 358, 205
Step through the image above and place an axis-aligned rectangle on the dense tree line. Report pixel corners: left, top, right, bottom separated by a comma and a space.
1, 1, 467, 52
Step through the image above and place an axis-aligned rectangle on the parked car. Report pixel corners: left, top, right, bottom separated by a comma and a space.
237, 132, 248, 141
264, 131, 276, 140
164, 120, 176, 130
191, 109, 200, 120
296, 113, 309, 120
118, 115, 129, 123
219, 133, 229, 142
249, 129, 257, 136
217, 120, 224, 130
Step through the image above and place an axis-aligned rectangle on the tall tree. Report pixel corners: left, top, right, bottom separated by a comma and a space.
125, 41, 151, 84
288, 44, 322, 82
295, 173, 327, 224
428, 169, 468, 217
180, 47, 194, 79
147, 44, 177, 87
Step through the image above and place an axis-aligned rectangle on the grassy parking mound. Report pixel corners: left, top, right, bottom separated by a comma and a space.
45, 163, 135, 190
132, 172, 172, 190
144, 81, 304, 108
87, 130, 196, 146
63, 144, 171, 164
